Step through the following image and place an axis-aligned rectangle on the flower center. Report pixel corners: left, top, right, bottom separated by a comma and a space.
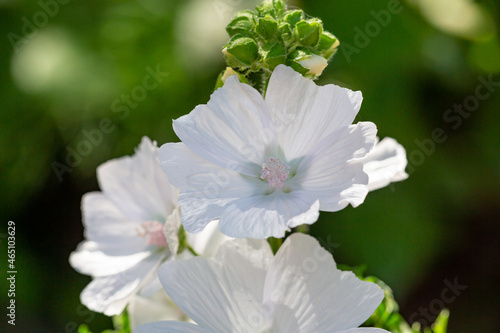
137, 221, 168, 247
260, 157, 290, 188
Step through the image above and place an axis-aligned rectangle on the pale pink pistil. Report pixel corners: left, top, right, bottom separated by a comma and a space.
261, 157, 290, 188
137, 221, 168, 247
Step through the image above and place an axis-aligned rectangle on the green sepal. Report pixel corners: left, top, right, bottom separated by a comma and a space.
283, 9, 303, 28
278, 22, 293, 42
263, 42, 286, 70
224, 35, 260, 68
257, 0, 286, 17
256, 15, 279, 40
286, 48, 313, 76
295, 19, 323, 47
226, 10, 256, 38
317, 31, 339, 60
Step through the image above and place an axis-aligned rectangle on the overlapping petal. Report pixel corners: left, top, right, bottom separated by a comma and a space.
158, 239, 273, 332
81, 251, 166, 316
173, 75, 277, 176
97, 137, 177, 222
142, 233, 387, 332
292, 122, 377, 211
266, 65, 363, 162
159, 142, 265, 233
218, 191, 319, 238
263, 234, 384, 332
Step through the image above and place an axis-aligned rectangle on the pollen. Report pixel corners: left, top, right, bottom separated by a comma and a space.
261, 157, 290, 188
137, 221, 168, 248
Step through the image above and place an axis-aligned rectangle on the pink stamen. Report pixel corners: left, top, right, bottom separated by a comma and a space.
137, 221, 168, 247
261, 157, 290, 188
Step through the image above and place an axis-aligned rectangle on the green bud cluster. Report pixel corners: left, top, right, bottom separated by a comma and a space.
222, 0, 339, 79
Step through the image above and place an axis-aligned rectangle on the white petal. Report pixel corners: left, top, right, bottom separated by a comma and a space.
337, 329, 391, 333
265, 65, 363, 162
292, 122, 377, 211
158, 239, 272, 332
263, 234, 384, 332
159, 143, 265, 233
82, 192, 147, 255
163, 205, 181, 257
173, 75, 277, 176
362, 137, 408, 191
97, 136, 178, 222
69, 241, 151, 277
186, 220, 232, 257
128, 290, 191, 330
134, 321, 207, 333
80, 252, 166, 316
218, 191, 320, 239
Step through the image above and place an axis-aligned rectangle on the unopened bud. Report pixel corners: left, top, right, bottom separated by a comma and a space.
298, 53, 328, 76
295, 19, 323, 47
223, 35, 259, 69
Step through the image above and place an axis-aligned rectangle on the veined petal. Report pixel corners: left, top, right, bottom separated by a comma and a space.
97, 137, 177, 222
218, 191, 320, 238
159, 143, 265, 233
362, 137, 408, 191
80, 251, 166, 316
173, 75, 277, 176
263, 234, 384, 332
69, 241, 151, 277
134, 321, 207, 333
265, 65, 364, 162
158, 239, 272, 332
82, 192, 147, 255
292, 122, 377, 211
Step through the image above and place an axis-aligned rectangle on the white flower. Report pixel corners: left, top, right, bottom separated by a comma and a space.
362, 137, 408, 191
159, 65, 406, 239
70, 137, 230, 316
134, 233, 389, 333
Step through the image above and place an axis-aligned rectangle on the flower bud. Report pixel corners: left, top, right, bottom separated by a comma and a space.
317, 31, 340, 60
283, 9, 303, 28
287, 49, 327, 78
295, 19, 323, 47
263, 42, 286, 70
226, 10, 255, 38
297, 53, 328, 76
223, 35, 259, 69
256, 15, 279, 40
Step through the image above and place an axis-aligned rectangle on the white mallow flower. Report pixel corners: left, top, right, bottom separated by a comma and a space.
134, 233, 390, 333
159, 64, 407, 239
70, 137, 230, 316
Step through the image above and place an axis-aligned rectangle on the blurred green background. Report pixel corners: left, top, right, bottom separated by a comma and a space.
0, 0, 499, 332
